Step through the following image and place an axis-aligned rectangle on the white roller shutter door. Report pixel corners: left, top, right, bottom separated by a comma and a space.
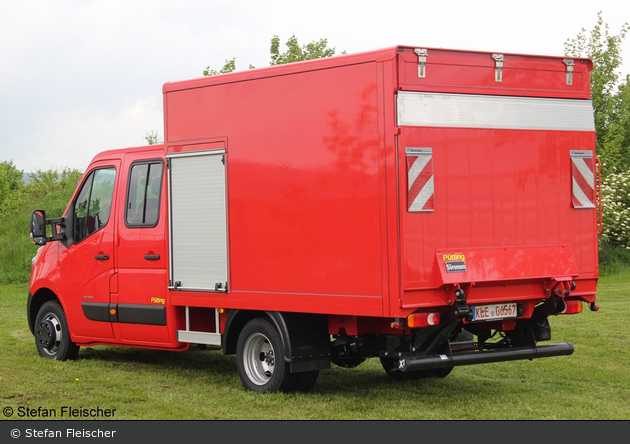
168, 151, 228, 291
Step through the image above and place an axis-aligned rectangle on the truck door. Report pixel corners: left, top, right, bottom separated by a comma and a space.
57, 160, 119, 340
168, 150, 228, 292
115, 156, 171, 344
395, 90, 596, 311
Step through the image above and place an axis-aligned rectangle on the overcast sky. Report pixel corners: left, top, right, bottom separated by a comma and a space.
2, 0, 629, 173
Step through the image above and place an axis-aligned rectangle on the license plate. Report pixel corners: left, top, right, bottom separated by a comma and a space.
471, 302, 518, 321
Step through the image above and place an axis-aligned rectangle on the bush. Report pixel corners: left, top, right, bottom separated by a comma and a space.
599, 242, 630, 276
0, 167, 82, 285
600, 168, 630, 250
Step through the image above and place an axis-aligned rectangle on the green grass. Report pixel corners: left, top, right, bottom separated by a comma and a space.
1, 274, 629, 420
599, 244, 630, 276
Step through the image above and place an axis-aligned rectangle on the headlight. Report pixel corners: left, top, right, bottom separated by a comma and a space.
31, 247, 43, 267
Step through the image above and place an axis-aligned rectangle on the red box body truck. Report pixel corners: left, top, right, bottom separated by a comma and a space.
28, 46, 599, 392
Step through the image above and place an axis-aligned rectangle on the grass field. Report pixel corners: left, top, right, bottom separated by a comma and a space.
1, 274, 629, 420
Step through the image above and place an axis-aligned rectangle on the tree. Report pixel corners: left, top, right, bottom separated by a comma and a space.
144, 130, 163, 146
564, 11, 630, 171
0, 160, 23, 209
203, 57, 238, 77
203, 35, 345, 76
565, 12, 630, 252
269, 35, 343, 66
0, 166, 82, 284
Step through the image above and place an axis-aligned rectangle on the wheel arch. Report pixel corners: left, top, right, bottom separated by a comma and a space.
28, 287, 60, 335
223, 310, 292, 359
224, 310, 331, 371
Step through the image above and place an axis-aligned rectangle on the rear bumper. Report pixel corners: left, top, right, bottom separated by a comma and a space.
398, 342, 574, 372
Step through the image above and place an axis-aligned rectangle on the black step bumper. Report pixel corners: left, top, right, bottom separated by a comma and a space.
398, 342, 574, 372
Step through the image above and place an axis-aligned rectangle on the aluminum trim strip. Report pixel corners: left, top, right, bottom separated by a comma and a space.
397, 92, 595, 132
166, 149, 226, 159
177, 331, 222, 346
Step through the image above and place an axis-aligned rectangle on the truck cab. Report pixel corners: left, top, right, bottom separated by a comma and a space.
28, 145, 186, 355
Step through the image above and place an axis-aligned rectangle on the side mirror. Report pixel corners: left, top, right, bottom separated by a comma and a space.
30, 210, 47, 245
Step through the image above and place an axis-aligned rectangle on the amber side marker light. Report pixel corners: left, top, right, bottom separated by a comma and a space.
407, 312, 441, 328
109, 309, 117, 315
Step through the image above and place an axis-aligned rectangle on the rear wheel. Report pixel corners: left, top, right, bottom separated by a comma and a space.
292, 370, 319, 392
433, 366, 453, 378
34, 300, 80, 361
236, 318, 296, 393
380, 357, 433, 380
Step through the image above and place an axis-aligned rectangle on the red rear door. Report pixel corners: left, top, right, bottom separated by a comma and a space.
395, 90, 598, 312
114, 151, 172, 345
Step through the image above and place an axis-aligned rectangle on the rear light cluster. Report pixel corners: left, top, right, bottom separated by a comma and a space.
407, 312, 441, 328
561, 299, 583, 314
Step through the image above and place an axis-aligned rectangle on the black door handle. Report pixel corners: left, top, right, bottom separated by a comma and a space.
95, 255, 109, 260
144, 254, 160, 260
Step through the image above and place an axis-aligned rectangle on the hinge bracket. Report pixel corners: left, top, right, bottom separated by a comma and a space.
215, 282, 228, 292
563, 59, 574, 86
414, 48, 428, 78
492, 54, 504, 83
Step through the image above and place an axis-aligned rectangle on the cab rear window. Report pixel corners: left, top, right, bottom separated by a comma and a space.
126, 161, 163, 227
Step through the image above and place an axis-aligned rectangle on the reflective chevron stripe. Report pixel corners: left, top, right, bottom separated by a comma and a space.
406, 148, 434, 212
570, 150, 595, 209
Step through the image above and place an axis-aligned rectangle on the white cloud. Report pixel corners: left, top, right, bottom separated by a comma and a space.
1, 0, 629, 173
21, 95, 162, 172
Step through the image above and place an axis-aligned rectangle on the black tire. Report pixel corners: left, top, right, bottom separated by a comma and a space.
433, 366, 454, 378
236, 317, 296, 393
34, 300, 80, 361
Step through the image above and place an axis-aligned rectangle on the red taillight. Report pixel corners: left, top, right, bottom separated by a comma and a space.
407, 312, 441, 328
561, 300, 583, 314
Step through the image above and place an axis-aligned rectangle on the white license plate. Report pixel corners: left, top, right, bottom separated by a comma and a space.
471, 302, 518, 321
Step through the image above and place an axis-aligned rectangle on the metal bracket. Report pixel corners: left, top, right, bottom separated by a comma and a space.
563, 59, 574, 86
214, 282, 228, 292
414, 48, 428, 78
492, 54, 504, 83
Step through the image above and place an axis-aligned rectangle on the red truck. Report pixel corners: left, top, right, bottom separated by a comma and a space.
28, 45, 600, 393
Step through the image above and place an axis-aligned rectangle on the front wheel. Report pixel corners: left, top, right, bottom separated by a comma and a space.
236, 318, 296, 393
34, 300, 80, 361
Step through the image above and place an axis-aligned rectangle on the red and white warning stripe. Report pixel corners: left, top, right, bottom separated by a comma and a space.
570, 150, 595, 209
406, 148, 434, 212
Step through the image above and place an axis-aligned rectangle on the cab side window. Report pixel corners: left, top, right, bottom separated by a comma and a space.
73, 167, 116, 243
126, 161, 163, 227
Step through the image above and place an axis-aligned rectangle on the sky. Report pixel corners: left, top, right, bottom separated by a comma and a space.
2, 0, 629, 173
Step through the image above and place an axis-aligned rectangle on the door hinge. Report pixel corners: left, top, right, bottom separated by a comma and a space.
563, 59, 574, 86
414, 48, 428, 78
492, 54, 504, 83
215, 282, 228, 292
